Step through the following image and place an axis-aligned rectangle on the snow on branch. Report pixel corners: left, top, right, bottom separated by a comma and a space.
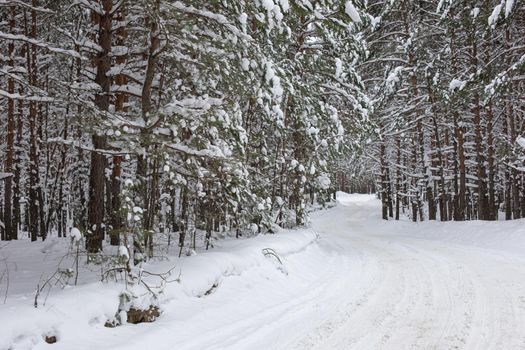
345, 1, 361, 23
71, 0, 103, 15
516, 136, 525, 150
0, 32, 84, 59
164, 143, 227, 160
0, 173, 14, 180
54, 27, 102, 54
163, 96, 223, 117
167, 2, 251, 42
0, 0, 54, 14
46, 138, 132, 156
0, 90, 55, 102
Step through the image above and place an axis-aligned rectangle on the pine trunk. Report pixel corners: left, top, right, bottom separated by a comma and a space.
87, 0, 113, 253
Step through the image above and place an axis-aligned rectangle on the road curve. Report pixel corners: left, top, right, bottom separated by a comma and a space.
287, 194, 525, 350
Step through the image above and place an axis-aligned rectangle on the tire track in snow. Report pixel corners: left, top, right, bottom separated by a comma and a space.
101, 194, 525, 350
288, 196, 525, 350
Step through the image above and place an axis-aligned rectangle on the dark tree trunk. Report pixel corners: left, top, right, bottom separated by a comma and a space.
110, 156, 122, 246
13, 87, 24, 237
87, 0, 113, 253
395, 137, 401, 220
380, 141, 388, 220
178, 187, 188, 257
24, 5, 40, 241
3, 6, 16, 241
486, 102, 496, 220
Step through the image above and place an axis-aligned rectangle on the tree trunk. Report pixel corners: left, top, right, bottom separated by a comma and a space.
24, 5, 40, 241
395, 137, 401, 220
87, 0, 113, 253
108, 3, 127, 246
3, 6, 16, 241
380, 141, 388, 220
110, 156, 122, 246
486, 101, 496, 220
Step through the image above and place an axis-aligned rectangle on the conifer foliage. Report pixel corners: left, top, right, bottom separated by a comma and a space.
0, 0, 368, 251
356, 0, 525, 221
2, 0, 524, 255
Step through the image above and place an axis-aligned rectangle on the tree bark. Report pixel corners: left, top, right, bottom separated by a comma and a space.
87, 0, 113, 253
3, 6, 16, 241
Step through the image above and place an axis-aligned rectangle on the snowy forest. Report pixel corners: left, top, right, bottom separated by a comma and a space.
0, 0, 371, 252
2, 0, 525, 250
1, 0, 525, 349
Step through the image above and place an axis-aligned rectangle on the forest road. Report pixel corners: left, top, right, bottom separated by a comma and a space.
284, 193, 525, 350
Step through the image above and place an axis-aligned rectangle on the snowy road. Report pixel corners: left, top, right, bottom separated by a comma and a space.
179, 193, 525, 350
9, 193, 525, 350
288, 194, 525, 350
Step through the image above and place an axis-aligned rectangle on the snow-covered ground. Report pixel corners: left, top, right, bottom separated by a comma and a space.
3, 193, 525, 349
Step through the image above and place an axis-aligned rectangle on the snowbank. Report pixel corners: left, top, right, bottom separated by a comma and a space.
0, 229, 318, 350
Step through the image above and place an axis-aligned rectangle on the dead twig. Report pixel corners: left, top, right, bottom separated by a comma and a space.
262, 248, 283, 264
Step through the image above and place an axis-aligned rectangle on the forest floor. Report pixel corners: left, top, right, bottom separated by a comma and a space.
2, 193, 525, 349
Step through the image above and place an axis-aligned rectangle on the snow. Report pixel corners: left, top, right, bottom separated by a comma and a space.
118, 245, 129, 259
516, 136, 525, 149
3, 194, 525, 349
505, 0, 514, 17
271, 76, 284, 99
0, 229, 318, 350
279, 0, 290, 12
238, 13, 247, 26
345, 1, 361, 23
169, 2, 251, 41
370, 16, 381, 30
449, 78, 466, 91
0, 32, 83, 59
70, 228, 82, 242
241, 57, 250, 71
386, 66, 402, 93
488, 3, 502, 27
317, 173, 331, 190
265, 62, 275, 82
262, 0, 275, 12
0, 172, 14, 180
335, 58, 343, 79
